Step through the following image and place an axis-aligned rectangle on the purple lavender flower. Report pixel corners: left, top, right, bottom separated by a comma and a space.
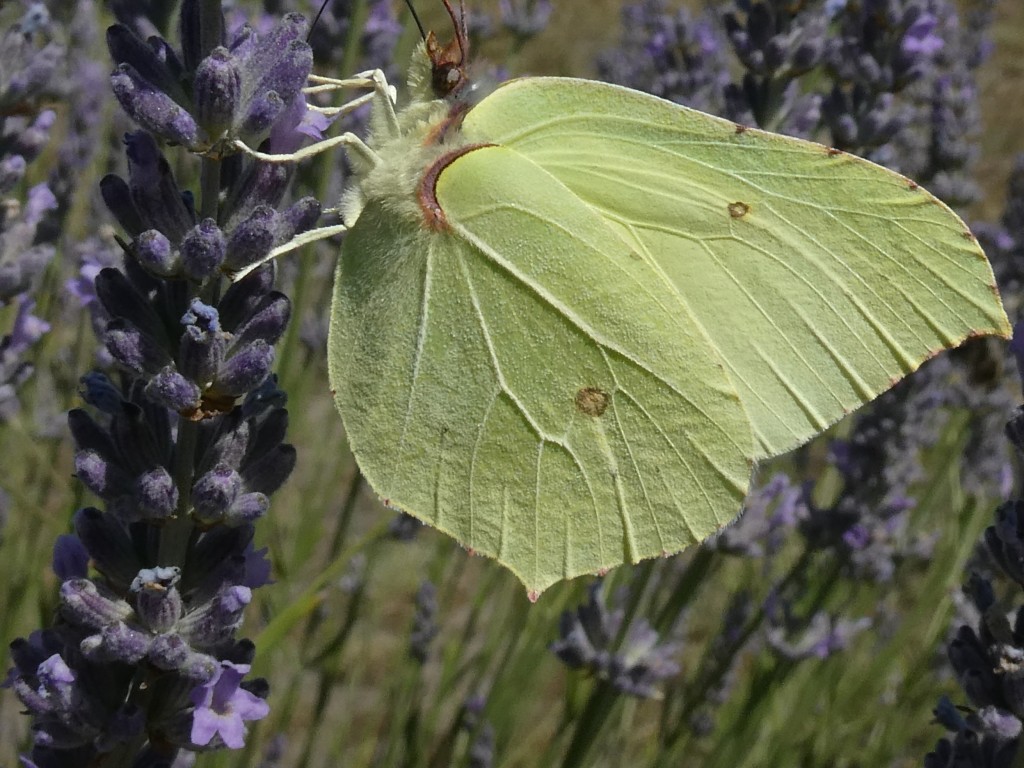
499, 0, 552, 40
0, 4, 63, 113
925, 323, 1024, 765
189, 661, 270, 749
596, 0, 729, 114
460, 694, 496, 768
409, 580, 439, 664
798, 377, 941, 583
0, 295, 50, 420
710, 472, 806, 558
108, 11, 314, 155
4, 1, 306, 762
551, 581, 681, 699
0, 182, 57, 302
764, 608, 871, 661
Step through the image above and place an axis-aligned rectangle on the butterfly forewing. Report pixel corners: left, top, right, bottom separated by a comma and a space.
460, 77, 1011, 459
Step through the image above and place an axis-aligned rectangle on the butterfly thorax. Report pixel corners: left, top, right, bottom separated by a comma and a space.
341, 43, 476, 231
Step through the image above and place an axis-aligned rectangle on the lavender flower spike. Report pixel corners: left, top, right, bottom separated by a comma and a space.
5, 1, 309, 763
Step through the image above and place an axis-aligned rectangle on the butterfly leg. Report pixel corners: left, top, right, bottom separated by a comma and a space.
229, 68, 400, 165
228, 222, 350, 282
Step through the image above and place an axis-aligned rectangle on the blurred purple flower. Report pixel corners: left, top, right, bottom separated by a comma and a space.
552, 581, 681, 698
902, 13, 944, 57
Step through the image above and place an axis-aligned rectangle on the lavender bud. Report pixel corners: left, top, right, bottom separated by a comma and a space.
78, 372, 125, 415
99, 173, 144, 236
131, 566, 184, 633
551, 581, 680, 698
181, 218, 226, 280
248, 13, 308, 69
178, 0, 215, 73
145, 367, 202, 413
1007, 407, 1024, 453
282, 196, 321, 236
948, 625, 999, 708
218, 265, 275, 329
239, 91, 285, 144
410, 581, 438, 663
966, 573, 996, 613
251, 39, 313, 107
81, 622, 151, 663
0, 155, 26, 193
59, 578, 133, 628
52, 534, 89, 580
192, 463, 242, 523
134, 466, 178, 519
104, 318, 170, 375
35, 654, 75, 710
124, 131, 196, 241
106, 24, 186, 103
223, 163, 292, 224
225, 492, 269, 525
232, 292, 290, 347
15, 110, 57, 160
134, 228, 180, 277
5, 42, 61, 102
111, 63, 199, 148
146, 632, 189, 672
73, 507, 142, 590
17, 2, 50, 35
985, 501, 1024, 587
194, 47, 240, 138
95, 267, 165, 338
179, 585, 252, 646
933, 695, 967, 731
180, 300, 226, 384
74, 448, 132, 499
178, 649, 220, 681
1001, 649, 1024, 717
225, 205, 278, 270
187, 527, 253, 592
240, 444, 295, 497
215, 340, 274, 395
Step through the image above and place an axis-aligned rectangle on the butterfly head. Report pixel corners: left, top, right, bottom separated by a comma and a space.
425, 0, 470, 100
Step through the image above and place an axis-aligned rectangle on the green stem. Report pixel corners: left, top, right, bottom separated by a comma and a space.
653, 547, 715, 634
559, 681, 622, 768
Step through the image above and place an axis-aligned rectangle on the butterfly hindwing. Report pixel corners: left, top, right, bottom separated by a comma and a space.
330, 143, 754, 594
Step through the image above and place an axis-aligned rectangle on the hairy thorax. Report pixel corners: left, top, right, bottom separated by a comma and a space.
340, 47, 479, 231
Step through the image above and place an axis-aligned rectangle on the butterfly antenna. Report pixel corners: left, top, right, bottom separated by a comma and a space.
308, 0, 330, 40
440, 0, 468, 64
404, 0, 427, 41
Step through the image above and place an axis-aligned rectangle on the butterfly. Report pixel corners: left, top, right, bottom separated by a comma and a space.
248, 1, 1009, 597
